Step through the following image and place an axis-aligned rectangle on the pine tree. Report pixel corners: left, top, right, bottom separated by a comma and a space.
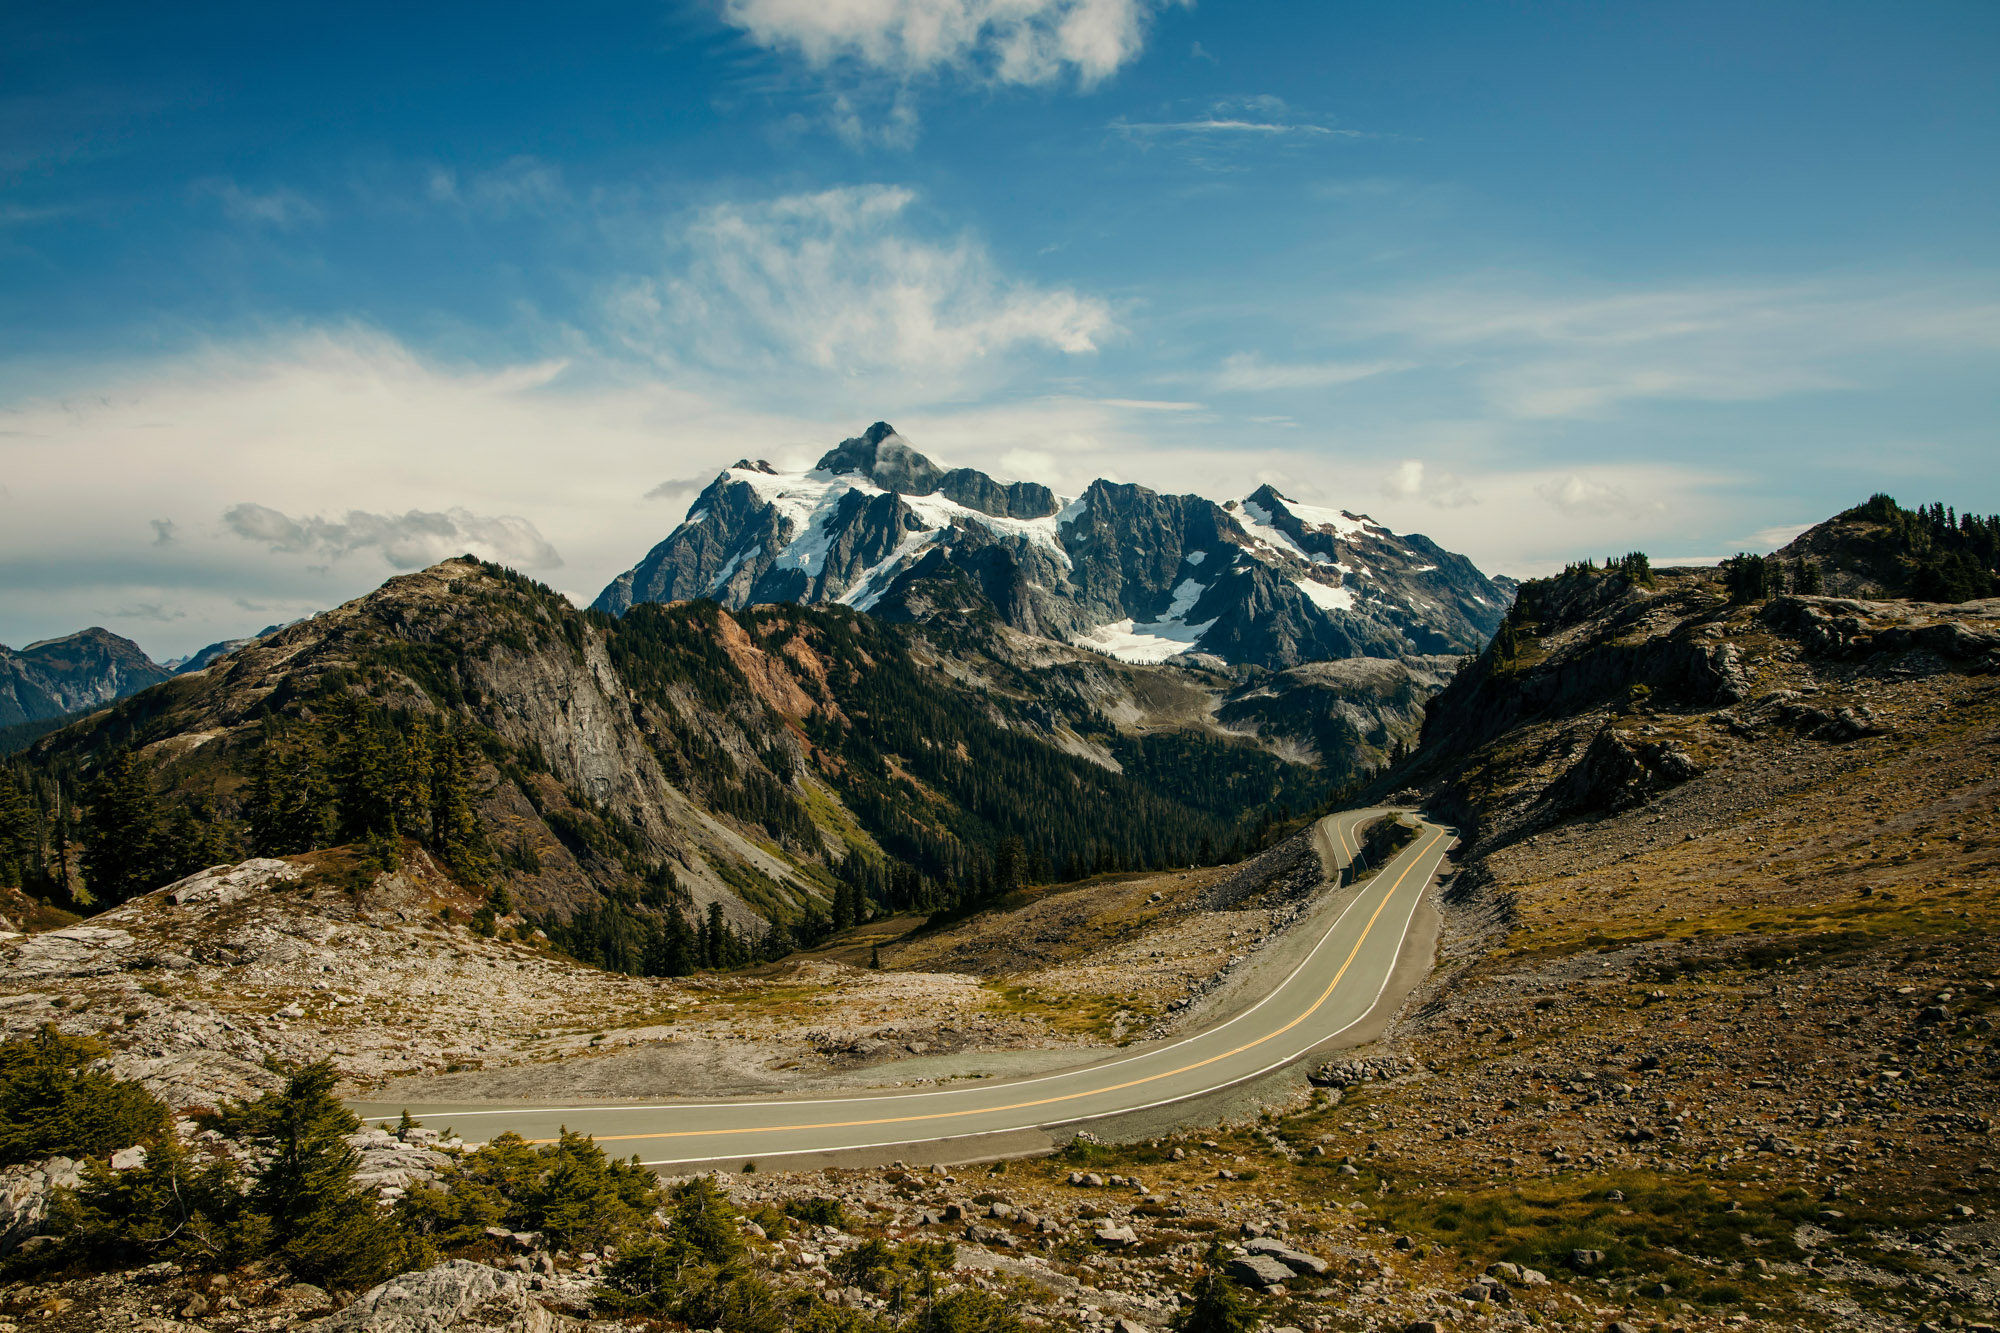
1173, 1268, 1255, 1333
392, 720, 435, 839
81, 751, 163, 907
430, 729, 487, 883
704, 901, 727, 970
246, 728, 333, 857
234, 1061, 404, 1290
325, 696, 395, 843
0, 770, 34, 889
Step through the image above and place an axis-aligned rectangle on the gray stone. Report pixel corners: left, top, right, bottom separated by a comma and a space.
1093, 1223, 1140, 1248
0, 1156, 82, 1254
301, 1260, 583, 1332
1225, 1254, 1294, 1287
1243, 1237, 1328, 1277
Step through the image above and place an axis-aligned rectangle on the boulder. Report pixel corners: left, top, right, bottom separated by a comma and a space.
1093, 1223, 1140, 1248
0, 1156, 82, 1254
1225, 1253, 1294, 1288
1243, 1237, 1328, 1276
301, 1260, 583, 1332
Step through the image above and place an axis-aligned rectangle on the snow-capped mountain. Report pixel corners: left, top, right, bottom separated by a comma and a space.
594, 423, 1511, 669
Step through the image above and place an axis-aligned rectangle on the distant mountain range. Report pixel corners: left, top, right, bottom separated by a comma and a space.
595, 422, 1514, 669
0, 628, 170, 729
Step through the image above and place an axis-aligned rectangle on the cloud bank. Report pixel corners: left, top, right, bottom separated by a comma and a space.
222, 503, 563, 571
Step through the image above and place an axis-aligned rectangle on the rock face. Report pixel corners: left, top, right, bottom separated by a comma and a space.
0, 627, 169, 727
301, 1260, 583, 1332
594, 423, 1512, 669
0, 1156, 82, 1254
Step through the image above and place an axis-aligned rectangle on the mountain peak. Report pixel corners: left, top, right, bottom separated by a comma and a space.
813, 421, 944, 495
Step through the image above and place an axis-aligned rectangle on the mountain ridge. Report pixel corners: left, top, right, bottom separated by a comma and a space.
594, 422, 1513, 669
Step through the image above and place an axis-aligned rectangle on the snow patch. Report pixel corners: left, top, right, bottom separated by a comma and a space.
1075, 617, 1218, 665
1294, 578, 1356, 613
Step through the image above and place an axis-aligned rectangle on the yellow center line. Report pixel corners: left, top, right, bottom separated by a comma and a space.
554, 825, 1444, 1146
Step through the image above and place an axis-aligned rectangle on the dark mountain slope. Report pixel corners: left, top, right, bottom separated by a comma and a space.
0, 627, 170, 727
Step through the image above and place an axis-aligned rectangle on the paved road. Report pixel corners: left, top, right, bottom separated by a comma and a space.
354, 808, 1453, 1168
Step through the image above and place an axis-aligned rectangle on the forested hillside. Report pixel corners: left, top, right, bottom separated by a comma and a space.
0, 559, 1358, 976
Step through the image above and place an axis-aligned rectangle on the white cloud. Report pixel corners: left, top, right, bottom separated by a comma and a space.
617, 184, 1114, 384
1536, 473, 1666, 518
426, 157, 568, 216
645, 471, 725, 500
222, 502, 563, 571
1380, 459, 1477, 509
1748, 521, 1815, 550
1100, 397, 1204, 411
723, 0, 1175, 87
1213, 354, 1407, 392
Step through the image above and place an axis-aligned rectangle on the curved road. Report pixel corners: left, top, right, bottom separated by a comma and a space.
354, 809, 1453, 1169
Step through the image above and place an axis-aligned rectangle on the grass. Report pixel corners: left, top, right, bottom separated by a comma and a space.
983, 981, 1158, 1043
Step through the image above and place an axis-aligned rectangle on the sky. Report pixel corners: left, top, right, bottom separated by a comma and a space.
2, 0, 1996, 659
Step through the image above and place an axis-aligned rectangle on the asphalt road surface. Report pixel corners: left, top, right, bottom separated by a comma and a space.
353, 808, 1453, 1168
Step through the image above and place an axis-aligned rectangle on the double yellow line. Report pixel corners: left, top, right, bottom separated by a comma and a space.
569, 822, 1444, 1146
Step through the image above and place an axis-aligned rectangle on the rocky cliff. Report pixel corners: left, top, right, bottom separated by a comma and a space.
594, 422, 1512, 669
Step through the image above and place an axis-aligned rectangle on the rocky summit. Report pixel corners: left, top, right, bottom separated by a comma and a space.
593, 421, 1513, 669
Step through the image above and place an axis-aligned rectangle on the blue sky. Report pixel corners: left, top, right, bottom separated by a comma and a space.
3, 0, 1996, 657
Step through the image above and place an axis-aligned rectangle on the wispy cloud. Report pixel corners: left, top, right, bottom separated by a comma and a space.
646, 471, 724, 500
222, 502, 563, 570
1535, 474, 1665, 519
1101, 397, 1203, 411
149, 518, 176, 546
199, 180, 321, 228
612, 184, 1115, 386
1381, 459, 1477, 509
1349, 277, 2000, 420
1112, 95, 1366, 159
722, 0, 1179, 88
1212, 354, 1408, 392
426, 157, 568, 216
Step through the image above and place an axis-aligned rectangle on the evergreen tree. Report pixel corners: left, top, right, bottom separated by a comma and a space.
1173, 1268, 1256, 1333
0, 770, 34, 889
81, 751, 163, 907
158, 798, 233, 884
324, 695, 396, 843
392, 720, 436, 837
430, 728, 488, 883
230, 1060, 404, 1290
246, 728, 333, 857
704, 901, 728, 969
